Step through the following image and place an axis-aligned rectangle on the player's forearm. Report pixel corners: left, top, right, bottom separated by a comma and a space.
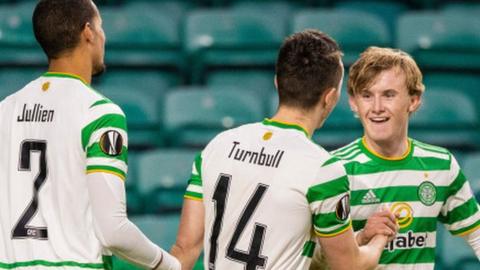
87, 172, 180, 269
171, 241, 203, 270
356, 234, 387, 270
462, 228, 480, 259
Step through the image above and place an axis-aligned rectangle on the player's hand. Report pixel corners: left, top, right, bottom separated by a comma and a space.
356, 208, 398, 246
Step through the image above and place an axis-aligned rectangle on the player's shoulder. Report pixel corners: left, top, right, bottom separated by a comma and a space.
411, 138, 452, 161
330, 138, 364, 162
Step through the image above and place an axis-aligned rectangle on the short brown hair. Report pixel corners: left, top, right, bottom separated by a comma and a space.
276, 29, 343, 110
348, 47, 425, 96
33, 0, 97, 59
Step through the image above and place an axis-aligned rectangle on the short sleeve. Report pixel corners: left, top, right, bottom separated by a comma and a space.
307, 158, 352, 237
82, 99, 128, 180
184, 152, 203, 201
439, 156, 480, 236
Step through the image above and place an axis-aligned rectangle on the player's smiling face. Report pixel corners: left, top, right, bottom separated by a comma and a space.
349, 68, 421, 145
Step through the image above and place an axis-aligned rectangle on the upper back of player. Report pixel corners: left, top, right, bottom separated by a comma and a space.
0, 73, 126, 265
195, 119, 348, 269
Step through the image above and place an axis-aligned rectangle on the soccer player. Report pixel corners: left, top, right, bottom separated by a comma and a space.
327, 47, 480, 269
0, 1, 179, 269
170, 30, 393, 270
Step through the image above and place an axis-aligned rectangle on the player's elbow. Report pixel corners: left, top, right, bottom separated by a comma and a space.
93, 216, 130, 250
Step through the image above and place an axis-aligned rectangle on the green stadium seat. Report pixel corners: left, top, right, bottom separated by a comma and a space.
0, 2, 45, 65
436, 223, 479, 270
423, 73, 480, 101
292, 9, 391, 66
184, 9, 287, 83
206, 70, 275, 100
124, 151, 143, 214
335, 1, 408, 37
94, 69, 178, 97
132, 214, 180, 249
232, 1, 297, 18
112, 214, 186, 269
461, 152, 480, 195
397, 12, 480, 71
164, 88, 264, 148
101, 2, 184, 69
136, 149, 197, 213
0, 68, 44, 100
442, 2, 480, 16
99, 84, 164, 149
205, 70, 274, 113
410, 88, 480, 151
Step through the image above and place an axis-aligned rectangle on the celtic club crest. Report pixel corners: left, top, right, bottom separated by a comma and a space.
418, 181, 437, 206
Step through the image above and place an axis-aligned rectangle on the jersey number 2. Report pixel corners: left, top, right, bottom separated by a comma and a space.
12, 140, 48, 240
209, 174, 269, 270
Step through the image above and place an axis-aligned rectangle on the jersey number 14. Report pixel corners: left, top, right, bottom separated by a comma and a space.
209, 174, 269, 270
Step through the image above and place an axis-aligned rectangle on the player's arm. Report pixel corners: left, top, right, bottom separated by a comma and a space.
308, 160, 390, 270
87, 173, 180, 270
171, 198, 205, 269
171, 153, 205, 270
83, 101, 179, 269
439, 155, 480, 259
310, 208, 397, 270
461, 229, 480, 259
317, 228, 388, 270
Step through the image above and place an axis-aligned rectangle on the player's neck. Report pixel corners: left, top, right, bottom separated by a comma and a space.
47, 51, 92, 85
271, 106, 317, 137
363, 136, 410, 159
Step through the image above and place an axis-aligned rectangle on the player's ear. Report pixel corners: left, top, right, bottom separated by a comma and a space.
348, 94, 359, 115
408, 93, 422, 114
322, 87, 340, 109
82, 22, 95, 43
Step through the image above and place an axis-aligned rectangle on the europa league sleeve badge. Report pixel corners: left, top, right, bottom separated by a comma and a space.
99, 130, 124, 157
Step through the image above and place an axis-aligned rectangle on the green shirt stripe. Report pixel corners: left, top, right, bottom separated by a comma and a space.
380, 247, 435, 264
314, 212, 347, 230
306, 176, 349, 203
0, 260, 104, 269
439, 197, 479, 225
321, 156, 340, 167
316, 220, 351, 236
90, 99, 112, 108
81, 114, 127, 150
344, 157, 451, 175
333, 146, 361, 159
451, 219, 480, 235
351, 186, 449, 206
262, 118, 309, 138
446, 170, 467, 198
301, 241, 316, 258
185, 190, 203, 200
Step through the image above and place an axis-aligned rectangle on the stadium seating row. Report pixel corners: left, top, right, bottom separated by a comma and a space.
2, 0, 478, 9
0, 1, 478, 82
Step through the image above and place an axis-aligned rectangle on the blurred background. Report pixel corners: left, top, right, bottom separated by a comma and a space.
0, 0, 479, 269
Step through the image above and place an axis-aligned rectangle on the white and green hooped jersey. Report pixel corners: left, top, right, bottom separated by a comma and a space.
185, 119, 352, 270
0, 72, 128, 269
332, 138, 480, 270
